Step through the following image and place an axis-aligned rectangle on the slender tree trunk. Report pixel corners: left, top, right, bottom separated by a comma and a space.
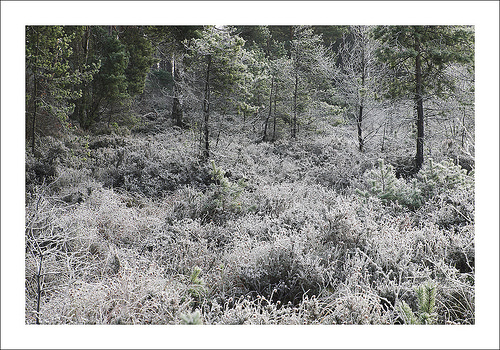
77, 26, 91, 127
381, 120, 386, 152
31, 29, 39, 154
357, 104, 364, 152
357, 43, 366, 152
35, 253, 43, 324
272, 85, 277, 142
32, 75, 38, 154
414, 40, 424, 172
461, 107, 466, 148
262, 76, 274, 141
171, 53, 183, 127
202, 55, 212, 160
292, 73, 298, 139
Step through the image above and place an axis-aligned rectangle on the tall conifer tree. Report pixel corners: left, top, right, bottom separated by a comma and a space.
373, 25, 474, 172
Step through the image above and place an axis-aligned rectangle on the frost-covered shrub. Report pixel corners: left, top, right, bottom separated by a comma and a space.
25, 184, 116, 323
319, 198, 366, 248
417, 158, 474, 199
246, 182, 297, 218
88, 134, 128, 149
36, 260, 193, 324
202, 293, 330, 325
148, 218, 219, 275
25, 136, 68, 187
199, 293, 324, 325
360, 159, 424, 209
227, 234, 325, 304
361, 158, 474, 211
225, 214, 277, 242
424, 187, 474, 229
438, 272, 474, 324
90, 132, 211, 196
170, 165, 245, 225
307, 149, 372, 192
319, 254, 394, 325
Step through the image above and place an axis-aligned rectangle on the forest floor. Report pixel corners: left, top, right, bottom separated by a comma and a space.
25, 112, 475, 325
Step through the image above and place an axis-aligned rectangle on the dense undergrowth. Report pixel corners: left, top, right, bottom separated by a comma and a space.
25, 115, 474, 325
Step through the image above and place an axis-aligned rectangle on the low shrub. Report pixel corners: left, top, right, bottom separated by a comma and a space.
359, 158, 475, 211
226, 234, 325, 304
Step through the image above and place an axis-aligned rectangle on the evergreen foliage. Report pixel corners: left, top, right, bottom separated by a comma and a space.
372, 25, 474, 171
188, 266, 206, 300
185, 26, 248, 159
399, 281, 438, 325
289, 26, 336, 138
361, 159, 423, 209
120, 26, 156, 95
361, 158, 474, 210
372, 26, 474, 100
26, 26, 98, 150
65, 26, 155, 129
180, 310, 203, 325
417, 158, 474, 198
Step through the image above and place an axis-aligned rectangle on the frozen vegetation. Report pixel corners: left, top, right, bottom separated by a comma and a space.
25, 115, 474, 325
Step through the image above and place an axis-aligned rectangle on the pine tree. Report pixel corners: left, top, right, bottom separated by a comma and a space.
69, 26, 129, 129
120, 26, 155, 96
26, 26, 97, 152
185, 26, 247, 160
399, 281, 438, 325
373, 26, 474, 172
68, 26, 155, 129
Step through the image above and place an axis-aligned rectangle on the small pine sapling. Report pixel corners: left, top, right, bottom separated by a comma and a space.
399, 281, 438, 325
360, 159, 424, 209
180, 310, 203, 325
188, 266, 206, 300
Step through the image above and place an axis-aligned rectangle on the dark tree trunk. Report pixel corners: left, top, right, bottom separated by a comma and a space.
414, 40, 424, 172
202, 55, 212, 160
357, 104, 364, 152
74, 26, 91, 128
32, 72, 38, 154
357, 42, 366, 152
272, 84, 277, 142
262, 76, 274, 141
292, 73, 298, 139
35, 253, 43, 324
171, 54, 184, 127
461, 107, 466, 148
172, 95, 183, 126
31, 29, 39, 154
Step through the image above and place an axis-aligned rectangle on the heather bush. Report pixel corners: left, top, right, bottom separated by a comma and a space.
225, 233, 325, 304
170, 165, 245, 225
37, 259, 195, 324
200, 292, 332, 325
